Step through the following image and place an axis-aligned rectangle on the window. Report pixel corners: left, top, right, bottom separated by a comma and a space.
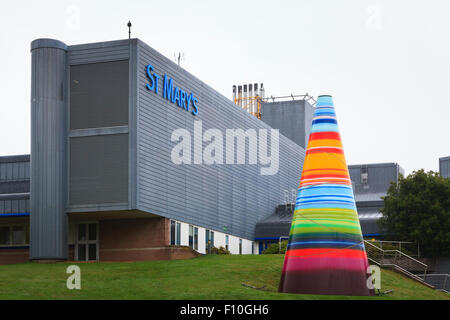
76, 223, 98, 261
225, 235, 229, 251
239, 239, 242, 255
170, 221, 176, 245
170, 220, 181, 245
361, 166, 369, 184
0, 225, 29, 246
189, 225, 193, 248
176, 223, 181, 245
194, 227, 198, 251
205, 230, 215, 254
251, 242, 254, 255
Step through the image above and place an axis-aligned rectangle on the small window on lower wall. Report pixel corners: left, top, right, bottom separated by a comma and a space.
239, 239, 242, 255
205, 230, 215, 254
0, 225, 29, 246
170, 220, 181, 246
194, 227, 198, 251
225, 235, 229, 251
189, 225, 199, 251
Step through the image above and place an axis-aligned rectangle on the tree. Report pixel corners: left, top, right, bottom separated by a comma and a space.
379, 169, 450, 257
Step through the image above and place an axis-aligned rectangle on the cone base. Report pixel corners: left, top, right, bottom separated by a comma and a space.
279, 269, 375, 296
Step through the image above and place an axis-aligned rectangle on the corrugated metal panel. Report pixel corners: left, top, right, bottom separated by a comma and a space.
69, 134, 128, 205
30, 40, 68, 259
135, 39, 305, 240
261, 100, 314, 149
70, 60, 129, 129
68, 40, 130, 65
349, 163, 399, 201
439, 157, 450, 178
0, 156, 30, 181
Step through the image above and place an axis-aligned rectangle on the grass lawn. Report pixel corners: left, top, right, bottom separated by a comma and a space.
0, 254, 448, 300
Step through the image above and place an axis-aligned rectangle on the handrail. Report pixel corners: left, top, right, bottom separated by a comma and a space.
364, 240, 428, 277
383, 249, 428, 268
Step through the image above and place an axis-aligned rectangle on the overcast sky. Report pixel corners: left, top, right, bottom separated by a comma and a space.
0, 0, 449, 174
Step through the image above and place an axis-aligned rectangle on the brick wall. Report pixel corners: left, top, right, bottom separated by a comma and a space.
98, 217, 199, 261
0, 247, 29, 265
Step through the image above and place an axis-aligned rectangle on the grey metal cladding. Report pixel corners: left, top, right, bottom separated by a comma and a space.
261, 100, 314, 149
70, 60, 129, 129
0, 198, 29, 214
30, 41, 68, 259
68, 40, 130, 65
0, 159, 30, 182
69, 134, 128, 205
349, 163, 399, 198
135, 39, 305, 240
440, 157, 450, 178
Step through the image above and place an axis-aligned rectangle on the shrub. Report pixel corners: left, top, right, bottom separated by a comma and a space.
210, 246, 231, 255
262, 241, 288, 254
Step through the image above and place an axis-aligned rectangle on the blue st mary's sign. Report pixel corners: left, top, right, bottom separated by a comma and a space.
145, 64, 199, 116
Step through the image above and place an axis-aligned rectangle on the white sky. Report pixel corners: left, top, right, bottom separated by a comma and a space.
0, 0, 449, 174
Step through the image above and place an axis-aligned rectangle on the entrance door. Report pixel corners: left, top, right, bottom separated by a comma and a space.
75, 223, 98, 261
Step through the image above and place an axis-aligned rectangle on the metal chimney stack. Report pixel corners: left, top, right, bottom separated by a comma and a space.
260, 83, 265, 99
232, 85, 237, 104
238, 85, 242, 107
249, 84, 253, 114
243, 85, 248, 112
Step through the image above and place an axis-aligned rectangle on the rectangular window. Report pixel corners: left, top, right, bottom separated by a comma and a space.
361, 166, 369, 184
239, 239, 242, 255
206, 230, 210, 253
176, 222, 181, 245
194, 227, 198, 251
189, 225, 193, 248
225, 235, 229, 251
251, 242, 254, 255
170, 220, 176, 245
170, 220, 181, 245
12, 226, 26, 245
205, 230, 215, 254
0, 225, 29, 246
0, 226, 10, 245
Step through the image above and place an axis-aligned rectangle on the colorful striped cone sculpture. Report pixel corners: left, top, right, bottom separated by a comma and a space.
279, 95, 373, 296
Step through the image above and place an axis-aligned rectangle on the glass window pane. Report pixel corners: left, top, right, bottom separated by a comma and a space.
78, 224, 86, 241
88, 224, 97, 241
0, 226, 10, 245
176, 223, 181, 245
12, 226, 26, 245
205, 230, 210, 253
78, 244, 86, 261
170, 221, 175, 245
211, 232, 214, 247
189, 225, 193, 248
194, 227, 198, 250
88, 244, 97, 261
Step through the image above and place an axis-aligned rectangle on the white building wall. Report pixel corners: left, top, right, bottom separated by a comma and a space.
170, 219, 256, 255
198, 227, 206, 254
179, 222, 189, 246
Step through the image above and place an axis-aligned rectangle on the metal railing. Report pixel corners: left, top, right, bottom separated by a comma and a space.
418, 274, 450, 293
364, 240, 420, 258
261, 93, 317, 105
364, 240, 431, 287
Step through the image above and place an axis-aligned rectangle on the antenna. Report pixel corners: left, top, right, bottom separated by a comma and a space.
174, 52, 185, 66
127, 21, 132, 39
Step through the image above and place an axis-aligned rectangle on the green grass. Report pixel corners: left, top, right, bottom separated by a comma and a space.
0, 255, 448, 300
